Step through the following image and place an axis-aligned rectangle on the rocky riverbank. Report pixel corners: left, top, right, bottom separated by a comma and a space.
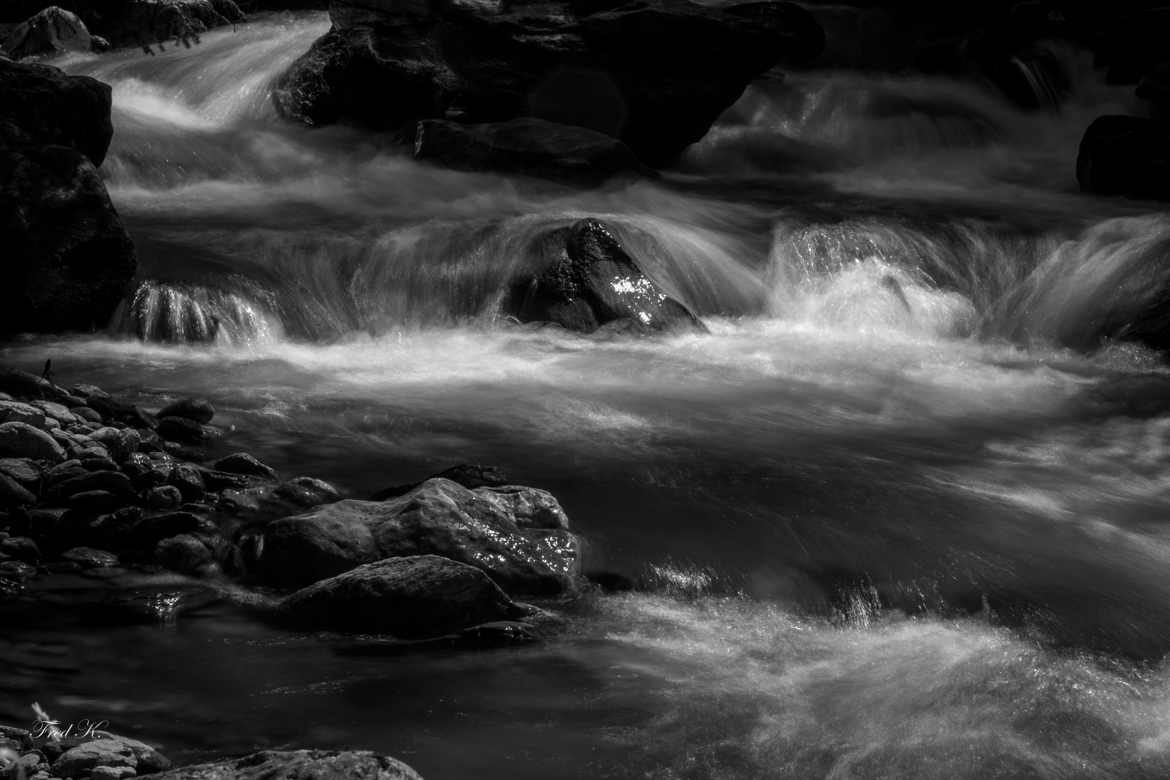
0, 364, 592, 776
0, 720, 423, 779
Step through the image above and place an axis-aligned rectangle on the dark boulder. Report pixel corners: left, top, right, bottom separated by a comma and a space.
502, 218, 704, 333
1, 6, 95, 60
0, 0, 249, 54
723, 1, 825, 66
282, 554, 532, 637
257, 477, 578, 593
157, 397, 214, 424
148, 750, 420, 780
413, 117, 647, 183
1077, 115, 1170, 200
371, 463, 508, 501
0, 145, 136, 337
157, 416, 210, 445
274, 0, 821, 167
0, 58, 112, 166
213, 452, 276, 481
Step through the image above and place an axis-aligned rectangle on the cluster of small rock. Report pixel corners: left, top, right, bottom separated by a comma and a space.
0, 724, 422, 779
0, 367, 340, 591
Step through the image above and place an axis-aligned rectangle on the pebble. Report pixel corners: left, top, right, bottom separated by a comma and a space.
0, 422, 66, 462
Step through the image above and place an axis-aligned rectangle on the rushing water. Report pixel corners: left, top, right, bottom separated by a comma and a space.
5, 12, 1170, 779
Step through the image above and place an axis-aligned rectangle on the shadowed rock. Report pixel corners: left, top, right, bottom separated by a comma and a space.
502, 218, 705, 333
283, 554, 532, 637
274, 0, 821, 167
148, 750, 420, 780
413, 117, 647, 183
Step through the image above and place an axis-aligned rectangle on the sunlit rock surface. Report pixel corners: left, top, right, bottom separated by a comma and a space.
257, 477, 578, 594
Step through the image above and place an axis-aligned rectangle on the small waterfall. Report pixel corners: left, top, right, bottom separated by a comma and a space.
991, 215, 1170, 352
117, 281, 283, 344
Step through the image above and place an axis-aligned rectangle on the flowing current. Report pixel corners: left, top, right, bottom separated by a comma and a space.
7, 12, 1170, 779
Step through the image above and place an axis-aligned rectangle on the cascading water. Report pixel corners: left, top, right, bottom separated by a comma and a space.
8, 11, 1170, 780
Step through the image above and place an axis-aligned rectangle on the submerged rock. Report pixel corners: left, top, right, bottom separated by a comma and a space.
501, 218, 705, 333
148, 749, 420, 780
258, 477, 579, 594
0, 422, 66, 462
158, 397, 215, 425
413, 117, 646, 183
283, 554, 531, 637
275, 0, 820, 167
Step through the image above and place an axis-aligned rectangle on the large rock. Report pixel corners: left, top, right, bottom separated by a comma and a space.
274, 0, 821, 167
283, 554, 531, 637
1077, 115, 1170, 201
148, 750, 421, 780
413, 117, 646, 183
0, 58, 112, 166
1, 6, 94, 60
0, 421, 66, 461
257, 477, 578, 594
0, 0, 247, 53
501, 218, 704, 333
371, 463, 508, 501
0, 144, 136, 336
51, 735, 170, 778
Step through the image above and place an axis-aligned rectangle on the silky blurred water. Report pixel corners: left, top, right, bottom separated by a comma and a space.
5, 12, 1170, 779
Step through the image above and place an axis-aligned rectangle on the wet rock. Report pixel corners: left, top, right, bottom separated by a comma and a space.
371, 463, 508, 500
123, 452, 172, 489
275, 476, 341, 508
0, 422, 66, 461
413, 117, 647, 183
80, 455, 119, 472
283, 554, 531, 637
51, 735, 169, 779
502, 218, 705, 334
275, 0, 820, 168
61, 546, 119, 568
149, 749, 419, 780
86, 396, 156, 429
145, 485, 184, 510
1, 6, 94, 60
0, 400, 47, 428
0, 535, 38, 562
168, 464, 205, 502
259, 478, 579, 594
132, 512, 215, 547
155, 534, 213, 575
157, 415, 209, 444
33, 401, 78, 428
0, 59, 112, 166
1077, 115, 1170, 201
46, 470, 135, 504
90, 426, 140, 461
0, 473, 35, 508
196, 468, 251, 492
72, 406, 103, 424
158, 397, 215, 425
68, 489, 125, 515
214, 452, 276, 480
0, 457, 40, 487
91, 765, 136, 780
0, 145, 137, 337
0, 559, 36, 581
